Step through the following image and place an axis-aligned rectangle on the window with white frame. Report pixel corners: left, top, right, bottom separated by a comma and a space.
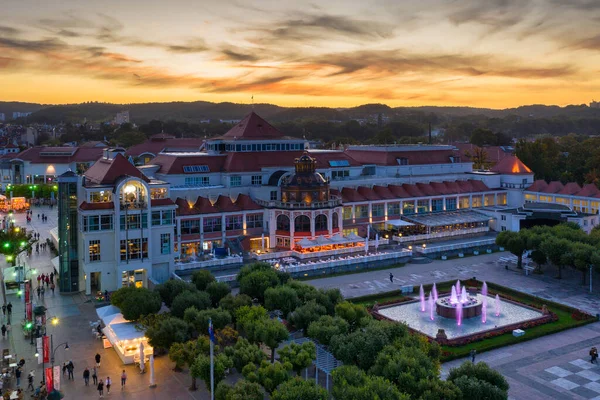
203, 217, 222, 232
226, 215, 242, 230
230, 176, 241, 187
372, 203, 384, 217
83, 215, 113, 232
152, 210, 174, 226
246, 214, 263, 229
89, 240, 101, 262
270, 191, 277, 201
161, 233, 171, 254
119, 238, 148, 261
181, 219, 200, 234
184, 176, 210, 187
251, 175, 262, 186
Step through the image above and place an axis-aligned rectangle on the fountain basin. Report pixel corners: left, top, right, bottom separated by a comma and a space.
436, 296, 482, 319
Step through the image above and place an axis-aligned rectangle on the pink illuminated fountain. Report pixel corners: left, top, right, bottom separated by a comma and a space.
428, 292, 434, 321
482, 297, 487, 323
456, 280, 461, 296
495, 294, 501, 317
482, 281, 488, 297
450, 286, 458, 304
436, 279, 483, 322
432, 283, 438, 302
419, 285, 425, 312
456, 301, 463, 326
460, 286, 468, 303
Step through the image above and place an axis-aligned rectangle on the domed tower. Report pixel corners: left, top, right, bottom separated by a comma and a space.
281, 153, 330, 204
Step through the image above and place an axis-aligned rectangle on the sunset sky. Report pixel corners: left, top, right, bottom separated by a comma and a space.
2, 0, 600, 108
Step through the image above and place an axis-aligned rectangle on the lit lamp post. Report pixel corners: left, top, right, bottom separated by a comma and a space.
35, 318, 67, 385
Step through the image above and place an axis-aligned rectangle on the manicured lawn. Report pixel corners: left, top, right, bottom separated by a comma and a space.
350, 280, 598, 362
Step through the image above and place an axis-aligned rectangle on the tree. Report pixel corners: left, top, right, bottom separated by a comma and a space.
184, 307, 232, 335
540, 237, 572, 279
272, 378, 328, 400
226, 338, 267, 372
278, 341, 316, 376
219, 294, 253, 316
171, 291, 212, 318
369, 345, 437, 398
146, 317, 189, 349
169, 337, 210, 390
417, 379, 462, 400
256, 319, 290, 363
451, 375, 507, 400
191, 270, 216, 291
332, 365, 408, 400
155, 280, 196, 307
264, 286, 299, 317
448, 362, 509, 399
236, 305, 268, 339
573, 243, 595, 285
496, 231, 527, 268
288, 300, 327, 331
239, 270, 281, 302
225, 380, 264, 400
118, 288, 161, 321
191, 353, 232, 396
334, 301, 370, 330
465, 147, 492, 170
529, 249, 547, 273
248, 361, 291, 394
307, 315, 349, 345
206, 282, 232, 307
215, 326, 239, 348
110, 286, 137, 308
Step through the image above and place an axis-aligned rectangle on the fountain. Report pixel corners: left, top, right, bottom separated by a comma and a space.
495, 294, 501, 317
482, 281, 488, 297
419, 285, 425, 312
437, 280, 483, 320
460, 286, 468, 303
456, 280, 461, 296
428, 293, 434, 321
482, 297, 487, 323
456, 301, 463, 326
450, 286, 458, 304
432, 283, 438, 302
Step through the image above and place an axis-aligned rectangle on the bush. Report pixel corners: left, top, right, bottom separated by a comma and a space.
191, 270, 216, 291
447, 362, 509, 393
272, 378, 328, 400
184, 307, 232, 334
171, 291, 211, 318
146, 317, 189, 349
219, 294, 253, 316
239, 270, 280, 302
451, 375, 507, 400
206, 282, 232, 307
118, 288, 161, 321
306, 315, 349, 346
288, 300, 327, 331
155, 279, 196, 307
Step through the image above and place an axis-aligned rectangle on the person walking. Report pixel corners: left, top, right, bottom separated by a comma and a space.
7, 302, 12, 315
120, 370, 127, 389
36, 286, 40, 298
15, 367, 21, 387
106, 376, 111, 394
1, 324, 6, 339
50, 283, 55, 295
40, 286, 45, 298
97, 379, 104, 397
62, 363, 67, 377
92, 366, 98, 385
95, 353, 101, 368
27, 371, 34, 391
67, 360, 74, 380
2, 304, 6, 316
470, 349, 477, 363
83, 367, 90, 386
389, 272, 394, 283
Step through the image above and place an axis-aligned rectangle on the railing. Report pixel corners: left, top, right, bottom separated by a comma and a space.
120, 201, 147, 209
392, 226, 489, 243
174, 255, 243, 271
415, 237, 496, 254
283, 250, 412, 274
254, 195, 342, 210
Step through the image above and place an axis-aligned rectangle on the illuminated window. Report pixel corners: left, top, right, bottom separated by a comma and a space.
160, 234, 171, 255
88, 240, 100, 262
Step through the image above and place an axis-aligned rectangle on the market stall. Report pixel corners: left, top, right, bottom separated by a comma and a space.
96, 305, 153, 365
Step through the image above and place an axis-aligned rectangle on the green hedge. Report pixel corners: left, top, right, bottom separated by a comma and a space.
5, 184, 58, 199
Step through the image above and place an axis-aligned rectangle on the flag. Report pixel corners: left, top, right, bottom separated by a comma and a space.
45, 367, 53, 393
208, 318, 215, 343
43, 336, 50, 363
53, 365, 61, 390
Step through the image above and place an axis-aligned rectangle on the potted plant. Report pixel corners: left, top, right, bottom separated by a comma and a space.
486, 248, 492, 254
441, 253, 447, 260
458, 252, 464, 258
473, 248, 479, 255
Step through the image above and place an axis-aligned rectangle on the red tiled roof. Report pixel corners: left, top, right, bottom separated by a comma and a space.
372, 186, 396, 199
308, 151, 361, 168
558, 182, 582, 195
457, 180, 475, 192
150, 153, 226, 174
126, 137, 205, 158
194, 197, 219, 214
490, 155, 532, 175
79, 202, 114, 211
345, 147, 458, 166
214, 195, 239, 212
402, 184, 425, 198
388, 185, 411, 198
234, 194, 262, 211
577, 184, 600, 197
470, 180, 490, 192
430, 181, 451, 195
341, 188, 367, 203
443, 181, 462, 194
357, 187, 380, 201
416, 182, 437, 196
215, 112, 296, 141
150, 198, 176, 207
453, 143, 513, 164
175, 198, 197, 216
542, 181, 564, 194
526, 180, 548, 192
84, 153, 150, 185
13, 146, 104, 164
223, 151, 304, 172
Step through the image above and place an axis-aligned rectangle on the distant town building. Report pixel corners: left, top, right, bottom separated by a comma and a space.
12, 112, 32, 119
0, 113, 5, 121
114, 111, 130, 125
591, 101, 600, 109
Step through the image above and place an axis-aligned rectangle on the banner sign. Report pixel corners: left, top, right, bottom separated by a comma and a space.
43, 336, 50, 363
45, 367, 53, 393
25, 280, 30, 303
36, 338, 42, 364
26, 302, 32, 321
53, 366, 60, 390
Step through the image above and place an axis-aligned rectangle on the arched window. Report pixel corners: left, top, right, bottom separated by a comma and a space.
276, 215, 290, 231
332, 212, 339, 229
294, 215, 311, 232
315, 214, 328, 231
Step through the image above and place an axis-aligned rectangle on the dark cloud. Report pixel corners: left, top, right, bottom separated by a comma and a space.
56, 29, 81, 38
0, 26, 21, 36
165, 39, 208, 53
566, 34, 600, 51
447, 0, 527, 31
220, 48, 261, 62
0, 37, 67, 52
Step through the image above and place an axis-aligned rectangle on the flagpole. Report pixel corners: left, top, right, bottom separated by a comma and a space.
209, 318, 214, 400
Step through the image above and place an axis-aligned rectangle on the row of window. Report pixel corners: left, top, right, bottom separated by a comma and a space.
152, 210, 175, 226
180, 214, 263, 234
88, 234, 171, 262
275, 213, 339, 232
218, 143, 305, 152
84, 211, 174, 232
83, 215, 113, 232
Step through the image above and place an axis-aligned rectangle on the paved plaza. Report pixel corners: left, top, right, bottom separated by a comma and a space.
7, 206, 600, 399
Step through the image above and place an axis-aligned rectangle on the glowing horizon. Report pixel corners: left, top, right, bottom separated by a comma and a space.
2, 1, 600, 108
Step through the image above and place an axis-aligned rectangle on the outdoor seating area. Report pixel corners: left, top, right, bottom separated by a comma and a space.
173, 254, 243, 271
292, 233, 365, 259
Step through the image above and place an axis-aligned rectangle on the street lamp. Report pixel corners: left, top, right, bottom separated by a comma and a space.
35, 335, 69, 384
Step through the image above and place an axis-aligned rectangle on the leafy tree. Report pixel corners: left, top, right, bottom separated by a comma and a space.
215, 326, 239, 348
191, 270, 216, 291
573, 243, 595, 285
332, 365, 408, 400
451, 375, 507, 400
110, 286, 137, 308
225, 380, 264, 400
540, 237, 572, 279
272, 378, 328, 400
206, 282, 232, 307
369, 345, 437, 398
264, 286, 299, 317
285, 280, 319, 303
191, 353, 233, 396
288, 300, 327, 331
215, 381, 232, 400
448, 362, 509, 392
171, 291, 211, 318
307, 315, 349, 345
118, 288, 161, 321
236, 305, 268, 339
417, 379, 462, 400
219, 294, 253, 316
256, 318, 290, 363
184, 307, 232, 336
155, 279, 196, 307
245, 361, 291, 394
146, 317, 190, 349
226, 338, 267, 372
334, 301, 370, 330
169, 337, 210, 390
278, 341, 316, 376
496, 231, 527, 268
239, 270, 281, 302
529, 249, 547, 273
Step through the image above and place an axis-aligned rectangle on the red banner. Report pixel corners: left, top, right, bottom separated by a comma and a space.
45, 367, 53, 393
25, 280, 30, 303
26, 302, 32, 321
43, 336, 50, 363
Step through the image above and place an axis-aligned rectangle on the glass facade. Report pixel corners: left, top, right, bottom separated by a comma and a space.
57, 172, 79, 292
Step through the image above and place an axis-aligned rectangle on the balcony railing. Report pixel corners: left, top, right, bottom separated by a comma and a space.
120, 200, 147, 209
254, 195, 342, 210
